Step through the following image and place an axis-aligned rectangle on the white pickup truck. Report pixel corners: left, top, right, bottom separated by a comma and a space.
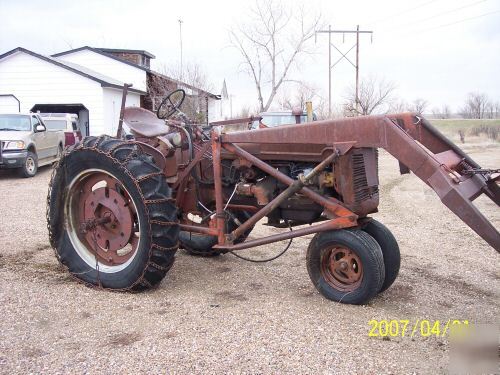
0, 113, 64, 177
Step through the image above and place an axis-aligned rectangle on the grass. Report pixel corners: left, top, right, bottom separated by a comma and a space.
430, 119, 500, 142
431, 118, 500, 131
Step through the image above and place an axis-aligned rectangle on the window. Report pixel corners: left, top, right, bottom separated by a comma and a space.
0, 114, 31, 131
44, 119, 67, 131
31, 116, 40, 127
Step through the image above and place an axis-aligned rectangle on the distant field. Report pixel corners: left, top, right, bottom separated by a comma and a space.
430, 118, 500, 131
430, 118, 500, 142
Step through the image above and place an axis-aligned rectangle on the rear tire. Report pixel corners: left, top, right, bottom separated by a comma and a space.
20, 151, 37, 178
47, 136, 179, 291
362, 219, 400, 293
306, 229, 385, 305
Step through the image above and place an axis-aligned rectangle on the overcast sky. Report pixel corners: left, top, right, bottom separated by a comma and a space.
1, 0, 499, 114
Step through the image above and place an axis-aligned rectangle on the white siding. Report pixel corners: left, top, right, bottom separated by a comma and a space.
0, 51, 106, 134
0, 95, 20, 113
102, 88, 140, 135
57, 49, 147, 92
208, 98, 223, 122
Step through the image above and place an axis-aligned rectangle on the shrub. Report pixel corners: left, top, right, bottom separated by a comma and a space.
469, 125, 499, 141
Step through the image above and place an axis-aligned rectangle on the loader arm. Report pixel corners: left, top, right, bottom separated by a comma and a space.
222, 113, 500, 251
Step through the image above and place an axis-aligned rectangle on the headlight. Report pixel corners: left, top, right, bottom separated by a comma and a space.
4, 141, 25, 150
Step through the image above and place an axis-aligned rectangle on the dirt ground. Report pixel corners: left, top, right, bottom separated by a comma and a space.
0, 139, 498, 374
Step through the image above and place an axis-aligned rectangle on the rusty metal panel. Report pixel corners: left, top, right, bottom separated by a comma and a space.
221, 113, 499, 251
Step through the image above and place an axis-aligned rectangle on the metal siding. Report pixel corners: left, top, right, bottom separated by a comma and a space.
0, 51, 105, 134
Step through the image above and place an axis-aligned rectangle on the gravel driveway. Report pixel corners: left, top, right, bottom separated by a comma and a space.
0, 143, 498, 374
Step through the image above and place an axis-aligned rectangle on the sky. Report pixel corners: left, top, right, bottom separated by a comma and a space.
1, 0, 499, 115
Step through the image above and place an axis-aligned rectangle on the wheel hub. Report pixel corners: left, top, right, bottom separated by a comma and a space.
81, 186, 134, 265
321, 247, 363, 292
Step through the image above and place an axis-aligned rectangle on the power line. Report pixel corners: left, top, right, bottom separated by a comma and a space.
377, 0, 488, 31
415, 0, 487, 24
369, 0, 442, 25
405, 9, 500, 34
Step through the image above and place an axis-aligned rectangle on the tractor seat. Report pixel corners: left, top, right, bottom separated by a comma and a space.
123, 107, 169, 137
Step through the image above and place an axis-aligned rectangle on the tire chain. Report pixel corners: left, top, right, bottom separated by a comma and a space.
46, 135, 179, 292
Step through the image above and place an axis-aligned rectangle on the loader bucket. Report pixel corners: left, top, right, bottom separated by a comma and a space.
222, 113, 500, 251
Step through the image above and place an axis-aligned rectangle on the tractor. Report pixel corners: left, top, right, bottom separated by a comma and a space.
47, 88, 500, 305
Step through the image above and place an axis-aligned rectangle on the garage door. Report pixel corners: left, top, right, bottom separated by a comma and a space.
0, 95, 20, 113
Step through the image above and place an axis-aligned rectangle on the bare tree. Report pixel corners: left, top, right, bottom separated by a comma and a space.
152, 62, 214, 122
161, 62, 214, 93
343, 76, 397, 116
278, 82, 330, 119
460, 92, 490, 119
441, 104, 451, 119
388, 99, 408, 114
484, 101, 500, 119
230, 0, 321, 112
312, 96, 329, 120
409, 98, 428, 116
278, 82, 319, 110
431, 104, 451, 118
431, 104, 451, 119
431, 106, 441, 118
494, 102, 500, 119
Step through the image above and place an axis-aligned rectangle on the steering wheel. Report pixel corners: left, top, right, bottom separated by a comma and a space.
156, 89, 186, 119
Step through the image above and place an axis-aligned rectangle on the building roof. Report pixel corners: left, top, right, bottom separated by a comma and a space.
96, 48, 155, 59
150, 70, 220, 100
52, 46, 220, 99
0, 47, 147, 94
52, 46, 151, 72
221, 79, 229, 99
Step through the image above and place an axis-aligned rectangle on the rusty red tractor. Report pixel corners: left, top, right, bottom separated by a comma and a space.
47, 88, 500, 305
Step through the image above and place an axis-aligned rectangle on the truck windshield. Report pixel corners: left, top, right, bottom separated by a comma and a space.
260, 114, 307, 127
0, 114, 31, 131
43, 119, 67, 131
252, 113, 307, 129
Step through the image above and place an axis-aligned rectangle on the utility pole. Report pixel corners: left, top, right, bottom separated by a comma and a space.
355, 25, 360, 114
178, 19, 183, 80
316, 25, 373, 117
328, 25, 331, 117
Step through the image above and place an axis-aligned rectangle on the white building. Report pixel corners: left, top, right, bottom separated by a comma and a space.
0, 47, 144, 136
0, 46, 224, 136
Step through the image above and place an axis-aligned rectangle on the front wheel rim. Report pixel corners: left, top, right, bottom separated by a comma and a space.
320, 246, 364, 292
26, 157, 35, 173
65, 169, 141, 273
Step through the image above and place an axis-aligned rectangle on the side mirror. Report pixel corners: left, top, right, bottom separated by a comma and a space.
35, 124, 46, 132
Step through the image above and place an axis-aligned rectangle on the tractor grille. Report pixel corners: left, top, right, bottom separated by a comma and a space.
352, 150, 379, 203
334, 147, 379, 216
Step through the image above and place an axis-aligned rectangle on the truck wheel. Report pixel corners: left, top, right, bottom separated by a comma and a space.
54, 144, 63, 163
47, 136, 179, 291
20, 151, 38, 178
306, 229, 385, 305
180, 211, 252, 257
362, 219, 400, 293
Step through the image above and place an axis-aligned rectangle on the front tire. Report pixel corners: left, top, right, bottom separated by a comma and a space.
47, 136, 179, 290
20, 151, 37, 178
362, 219, 400, 293
306, 229, 385, 305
